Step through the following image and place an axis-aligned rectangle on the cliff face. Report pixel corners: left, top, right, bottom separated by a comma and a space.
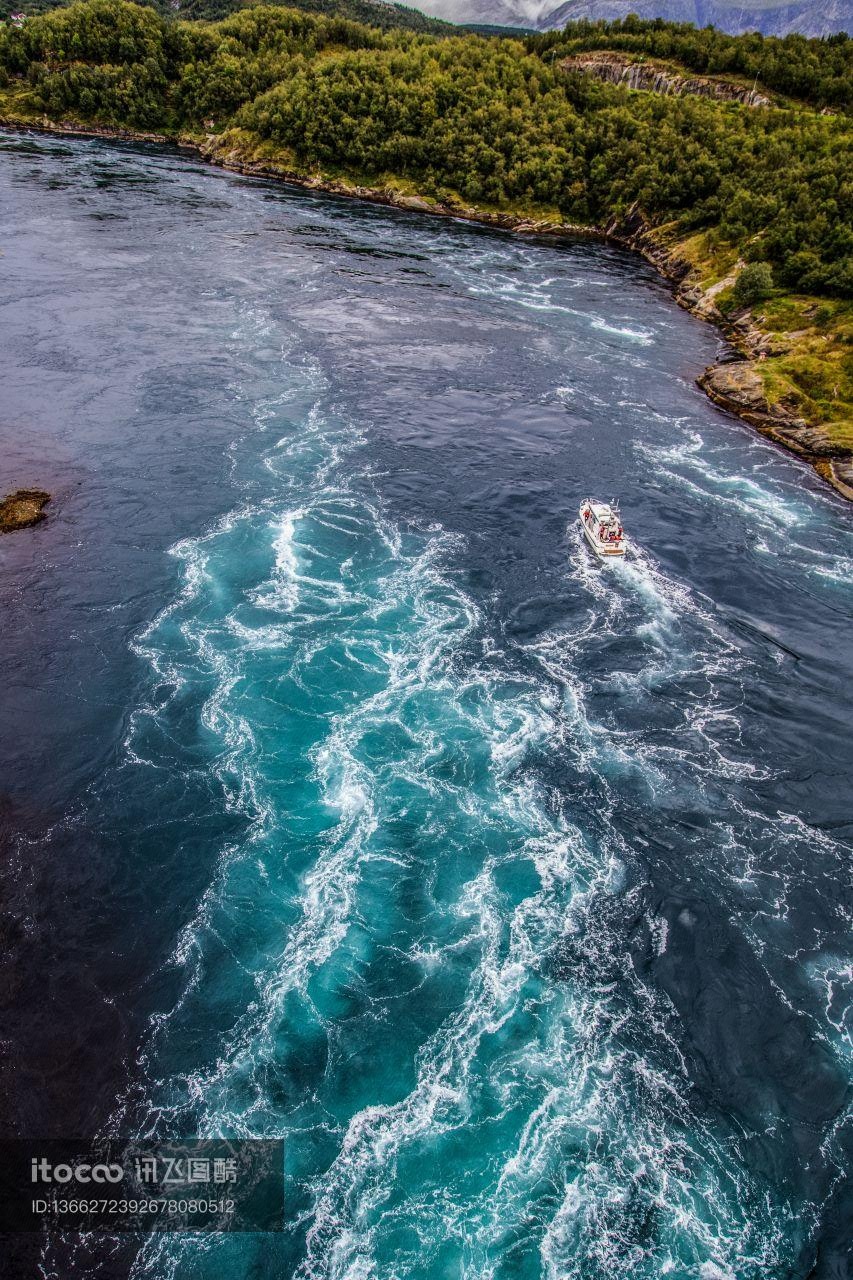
560, 53, 771, 105
535, 0, 851, 35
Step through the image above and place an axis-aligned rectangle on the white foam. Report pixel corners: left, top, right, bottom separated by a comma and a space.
634, 430, 853, 593
269, 507, 304, 611
591, 317, 654, 344
116, 312, 807, 1280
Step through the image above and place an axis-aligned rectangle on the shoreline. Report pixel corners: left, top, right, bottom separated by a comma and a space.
3, 115, 851, 504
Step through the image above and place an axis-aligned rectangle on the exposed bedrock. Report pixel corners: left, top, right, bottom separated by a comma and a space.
561, 53, 772, 107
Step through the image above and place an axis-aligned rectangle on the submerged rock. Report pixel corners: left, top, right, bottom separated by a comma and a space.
0, 489, 50, 533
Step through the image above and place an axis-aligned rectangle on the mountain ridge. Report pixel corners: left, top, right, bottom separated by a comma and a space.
536, 0, 850, 37
416, 0, 851, 36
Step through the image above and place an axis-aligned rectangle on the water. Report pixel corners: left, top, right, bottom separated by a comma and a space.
1, 132, 851, 1280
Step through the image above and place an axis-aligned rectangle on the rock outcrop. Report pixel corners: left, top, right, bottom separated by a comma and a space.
0, 489, 50, 533
698, 365, 853, 498
561, 53, 771, 107
604, 206, 695, 287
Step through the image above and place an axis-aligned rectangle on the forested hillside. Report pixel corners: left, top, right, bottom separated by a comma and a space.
529, 18, 852, 109
0, 0, 850, 447
1, 1, 849, 293
0, 0, 453, 31
173, 0, 453, 30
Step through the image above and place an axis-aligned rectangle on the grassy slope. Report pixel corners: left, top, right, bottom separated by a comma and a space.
674, 227, 853, 450
754, 298, 853, 450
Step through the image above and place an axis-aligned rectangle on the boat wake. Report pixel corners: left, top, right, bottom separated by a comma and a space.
37, 361, 845, 1280
98, 371, 819, 1280
6, 136, 851, 1280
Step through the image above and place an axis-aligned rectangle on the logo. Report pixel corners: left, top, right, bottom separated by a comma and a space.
30, 1158, 123, 1185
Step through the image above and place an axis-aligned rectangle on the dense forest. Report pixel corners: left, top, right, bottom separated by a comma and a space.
171, 0, 452, 31
0, 0, 851, 300
0, 0, 454, 31
529, 18, 852, 112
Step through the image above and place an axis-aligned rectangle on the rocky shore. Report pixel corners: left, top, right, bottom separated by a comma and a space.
0, 489, 50, 533
1, 115, 850, 504
601, 206, 853, 501
697, 364, 853, 500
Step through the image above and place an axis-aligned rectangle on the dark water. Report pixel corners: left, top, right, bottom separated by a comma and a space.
1, 132, 852, 1280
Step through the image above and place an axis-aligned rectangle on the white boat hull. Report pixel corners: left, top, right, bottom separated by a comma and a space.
581, 522, 626, 558
579, 501, 627, 559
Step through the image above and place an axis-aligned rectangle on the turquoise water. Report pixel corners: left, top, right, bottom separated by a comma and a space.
1, 133, 851, 1280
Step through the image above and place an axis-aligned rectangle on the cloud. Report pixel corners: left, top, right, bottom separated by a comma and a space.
413, 0, 555, 24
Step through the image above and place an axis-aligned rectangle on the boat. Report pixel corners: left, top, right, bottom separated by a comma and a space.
579, 498, 627, 559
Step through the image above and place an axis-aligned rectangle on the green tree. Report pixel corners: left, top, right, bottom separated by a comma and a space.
732, 261, 774, 307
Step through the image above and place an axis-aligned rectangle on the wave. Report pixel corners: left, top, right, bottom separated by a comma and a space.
635, 429, 853, 591
115, 377, 804, 1280
11, 139, 850, 1280
590, 317, 655, 344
